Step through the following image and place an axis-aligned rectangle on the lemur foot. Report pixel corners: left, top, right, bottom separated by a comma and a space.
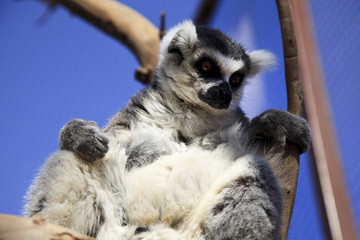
131, 228, 185, 240
249, 109, 311, 154
59, 119, 109, 162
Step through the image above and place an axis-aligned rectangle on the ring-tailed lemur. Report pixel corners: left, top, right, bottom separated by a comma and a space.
24, 21, 310, 240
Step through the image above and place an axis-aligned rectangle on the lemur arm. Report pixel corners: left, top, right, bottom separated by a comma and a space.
197, 109, 310, 158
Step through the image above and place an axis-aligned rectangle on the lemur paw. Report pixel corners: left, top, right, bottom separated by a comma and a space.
250, 109, 311, 154
59, 119, 109, 162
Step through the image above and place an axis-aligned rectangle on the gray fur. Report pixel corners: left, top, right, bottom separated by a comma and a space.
203, 159, 282, 240
125, 136, 171, 171
24, 20, 310, 240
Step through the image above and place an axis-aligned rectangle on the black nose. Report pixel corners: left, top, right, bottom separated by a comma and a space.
218, 88, 231, 103
198, 82, 232, 109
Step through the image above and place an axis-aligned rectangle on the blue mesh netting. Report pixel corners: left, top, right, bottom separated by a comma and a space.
309, 0, 360, 234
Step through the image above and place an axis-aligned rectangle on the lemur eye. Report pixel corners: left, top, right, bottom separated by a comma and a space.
230, 75, 241, 84
201, 61, 212, 71
195, 57, 222, 79
229, 72, 244, 88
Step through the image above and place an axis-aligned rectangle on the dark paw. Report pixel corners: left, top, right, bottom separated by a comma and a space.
135, 227, 149, 235
75, 129, 109, 162
59, 119, 109, 162
250, 109, 311, 154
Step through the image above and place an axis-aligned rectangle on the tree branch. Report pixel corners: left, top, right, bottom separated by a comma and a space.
193, 0, 220, 26
42, 0, 161, 84
0, 214, 95, 240
275, 0, 303, 239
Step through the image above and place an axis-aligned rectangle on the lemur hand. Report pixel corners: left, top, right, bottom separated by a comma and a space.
249, 109, 311, 154
59, 119, 109, 162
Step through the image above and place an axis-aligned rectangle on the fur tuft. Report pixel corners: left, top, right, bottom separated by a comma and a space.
248, 50, 277, 76
159, 20, 197, 61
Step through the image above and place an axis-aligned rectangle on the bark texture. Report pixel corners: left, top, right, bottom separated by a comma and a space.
276, 0, 303, 239
0, 214, 95, 240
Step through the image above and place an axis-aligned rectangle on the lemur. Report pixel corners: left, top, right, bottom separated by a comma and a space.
25, 21, 310, 240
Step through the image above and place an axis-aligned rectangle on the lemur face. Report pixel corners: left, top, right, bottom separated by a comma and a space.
192, 45, 247, 109
158, 21, 275, 112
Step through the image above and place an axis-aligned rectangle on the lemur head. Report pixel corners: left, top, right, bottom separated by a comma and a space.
156, 20, 275, 112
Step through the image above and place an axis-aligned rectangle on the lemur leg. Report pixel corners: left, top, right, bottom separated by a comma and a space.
181, 156, 282, 240
24, 146, 129, 239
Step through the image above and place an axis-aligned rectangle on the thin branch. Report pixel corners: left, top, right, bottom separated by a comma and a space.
42, 0, 161, 84
159, 11, 166, 40
194, 0, 220, 26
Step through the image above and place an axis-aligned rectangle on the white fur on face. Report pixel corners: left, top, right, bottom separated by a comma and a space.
199, 80, 223, 95
216, 53, 245, 80
158, 20, 277, 114
194, 51, 246, 100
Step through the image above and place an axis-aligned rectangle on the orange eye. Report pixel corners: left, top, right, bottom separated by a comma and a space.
201, 61, 212, 71
230, 75, 241, 85
229, 73, 244, 88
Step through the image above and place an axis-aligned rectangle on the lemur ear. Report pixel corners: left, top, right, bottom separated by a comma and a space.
247, 50, 276, 76
160, 20, 197, 64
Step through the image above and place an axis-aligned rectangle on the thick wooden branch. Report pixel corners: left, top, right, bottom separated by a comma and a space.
276, 1, 303, 117
275, 0, 302, 239
0, 214, 94, 240
42, 0, 161, 84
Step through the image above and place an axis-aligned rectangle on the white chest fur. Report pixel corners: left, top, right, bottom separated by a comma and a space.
123, 147, 234, 228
